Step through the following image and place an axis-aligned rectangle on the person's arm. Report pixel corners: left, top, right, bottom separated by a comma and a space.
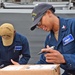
37, 53, 48, 64
37, 34, 50, 64
19, 37, 31, 64
61, 19, 75, 70
60, 54, 75, 70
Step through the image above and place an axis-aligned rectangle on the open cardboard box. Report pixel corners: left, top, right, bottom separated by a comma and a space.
0, 64, 60, 75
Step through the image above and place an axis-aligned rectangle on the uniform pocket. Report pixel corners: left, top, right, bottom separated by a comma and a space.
63, 41, 75, 53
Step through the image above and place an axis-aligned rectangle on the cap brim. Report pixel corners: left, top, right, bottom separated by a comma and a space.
30, 15, 43, 31
2, 35, 13, 46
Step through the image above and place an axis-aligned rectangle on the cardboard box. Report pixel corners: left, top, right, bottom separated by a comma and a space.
0, 64, 60, 75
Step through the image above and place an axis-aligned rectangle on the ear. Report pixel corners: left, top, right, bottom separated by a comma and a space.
14, 30, 16, 34
46, 10, 52, 14
46, 10, 52, 17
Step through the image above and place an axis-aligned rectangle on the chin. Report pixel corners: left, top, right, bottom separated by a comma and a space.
46, 29, 50, 32
45, 30, 49, 32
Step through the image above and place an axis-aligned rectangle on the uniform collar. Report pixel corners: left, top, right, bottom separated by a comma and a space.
14, 32, 22, 42
49, 17, 68, 46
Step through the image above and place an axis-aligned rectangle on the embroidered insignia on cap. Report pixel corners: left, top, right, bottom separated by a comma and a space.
32, 13, 37, 21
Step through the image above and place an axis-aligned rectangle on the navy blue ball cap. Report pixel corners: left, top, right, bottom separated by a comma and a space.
30, 3, 55, 31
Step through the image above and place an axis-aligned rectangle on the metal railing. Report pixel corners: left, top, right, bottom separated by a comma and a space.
0, 0, 70, 3
0, 0, 73, 10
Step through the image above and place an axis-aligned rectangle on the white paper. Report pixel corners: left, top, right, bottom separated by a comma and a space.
1, 65, 23, 70
25, 65, 57, 70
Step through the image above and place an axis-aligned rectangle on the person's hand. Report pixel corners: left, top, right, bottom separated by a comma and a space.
41, 45, 66, 64
11, 59, 20, 65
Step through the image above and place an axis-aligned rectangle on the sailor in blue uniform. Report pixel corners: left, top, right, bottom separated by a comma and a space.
30, 3, 75, 75
0, 23, 30, 68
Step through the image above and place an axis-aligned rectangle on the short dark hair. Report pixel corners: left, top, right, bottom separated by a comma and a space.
49, 7, 55, 13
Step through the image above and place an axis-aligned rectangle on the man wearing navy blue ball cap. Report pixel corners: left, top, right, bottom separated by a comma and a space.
30, 3, 75, 75
31, 3, 55, 30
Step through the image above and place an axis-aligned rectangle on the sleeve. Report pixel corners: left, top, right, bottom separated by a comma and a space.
61, 19, 75, 70
19, 37, 31, 64
37, 34, 50, 64
61, 54, 75, 70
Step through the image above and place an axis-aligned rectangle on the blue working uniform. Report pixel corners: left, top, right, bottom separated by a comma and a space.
37, 17, 75, 75
0, 32, 30, 68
